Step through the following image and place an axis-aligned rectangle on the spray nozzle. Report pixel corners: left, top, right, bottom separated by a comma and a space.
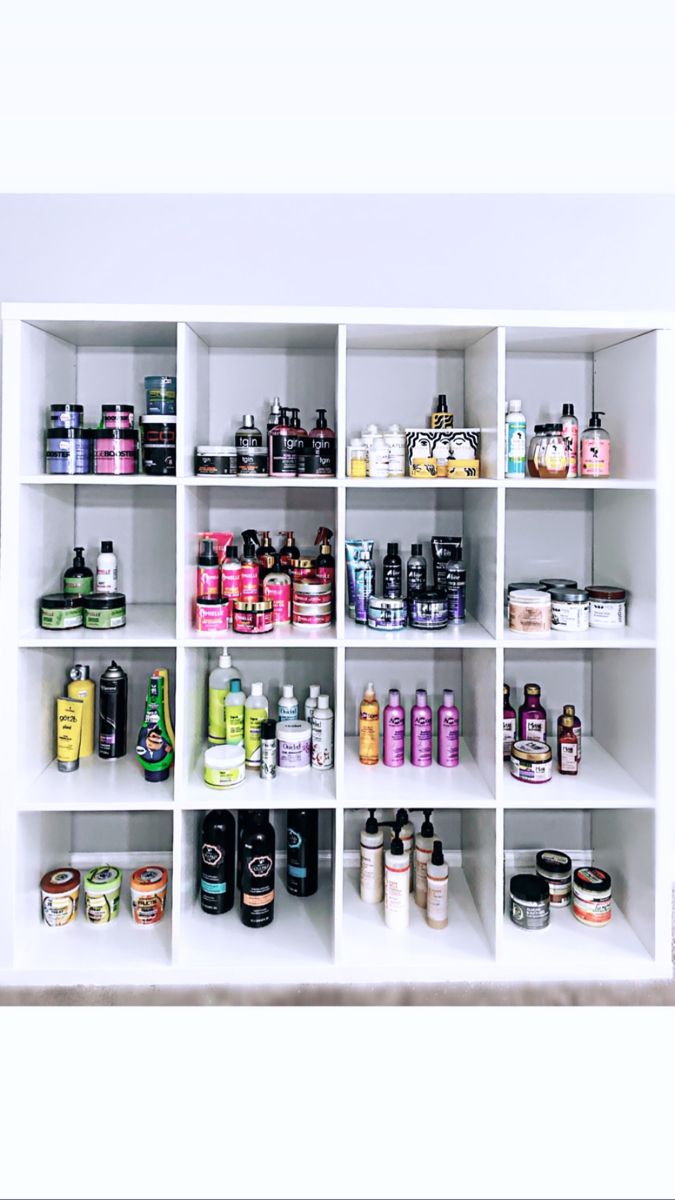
365, 809, 379, 834
241, 529, 260, 553
431, 840, 444, 866
421, 810, 434, 838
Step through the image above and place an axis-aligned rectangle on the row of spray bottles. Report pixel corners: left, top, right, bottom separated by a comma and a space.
360, 809, 449, 931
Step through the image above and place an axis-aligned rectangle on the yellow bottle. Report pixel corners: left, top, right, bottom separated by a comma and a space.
359, 682, 380, 766
67, 665, 95, 758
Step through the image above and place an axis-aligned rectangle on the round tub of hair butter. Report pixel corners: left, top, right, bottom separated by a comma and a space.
40, 867, 81, 928
508, 588, 551, 634
40, 592, 83, 630
204, 743, 246, 789
83, 592, 126, 629
130, 865, 169, 926
586, 585, 627, 629
145, 375, 177, 415
84, 865, 122, 924
510, 739, 552, 784
277, 720, 311, 771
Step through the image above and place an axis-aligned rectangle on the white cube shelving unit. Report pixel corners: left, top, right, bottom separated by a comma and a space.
0, 304, 671, 986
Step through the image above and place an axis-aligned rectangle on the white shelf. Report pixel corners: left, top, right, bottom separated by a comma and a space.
21, 754, 174, 812
345, 478, 498, 489
344, 737, 494, 809
501, 901, 655, 981
341, 867, 492, 980
187, 475, 339, 488
503, 478, 656, 490
20, 604, 177, 647
20, 475, 177, 487
503, 737, 653, 809
344, 614, 494, 649
182, 765, 336, 809
502, 623, 656, 650
182, 623, 336, 649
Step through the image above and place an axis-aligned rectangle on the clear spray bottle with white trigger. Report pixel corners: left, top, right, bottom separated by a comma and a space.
360, 809, 384, 904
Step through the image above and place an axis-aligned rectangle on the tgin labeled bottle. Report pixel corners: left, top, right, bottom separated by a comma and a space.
383, 542, 402, 599
236, 414, 267, 476
269, 408, 299, 477
240, 810, 276, 927
300, 409, 336, 477
200, 809, 236, 915
518, 683, 547, 742
503, 684, 517, 760
98, 660, 128, 759
286, 809, 319, 897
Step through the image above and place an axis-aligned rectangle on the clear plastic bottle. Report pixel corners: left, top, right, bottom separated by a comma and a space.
581, 411, 611, 478
359, 682, 380, 765
561, 403, 579, 477
540, 423, 567, 479
527, 425, 545, 477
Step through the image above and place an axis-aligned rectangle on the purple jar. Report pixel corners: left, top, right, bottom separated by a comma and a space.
45, 427, 90, 475
93, 428, 139, 475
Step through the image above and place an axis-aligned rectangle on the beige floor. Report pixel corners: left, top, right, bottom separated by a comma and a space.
3, 894, 674, 1006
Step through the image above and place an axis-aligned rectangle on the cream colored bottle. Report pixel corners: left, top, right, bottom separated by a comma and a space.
393, 807, 415, 893
414, 811, 435, 908
426, 839, 449, 930
67, 664, 95, 758
360, 810, 384, 903
384, 827, 410, 930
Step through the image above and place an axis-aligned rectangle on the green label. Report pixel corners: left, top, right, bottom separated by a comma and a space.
64, 577, 93, 596
41, 607, 82, 629
208, 687, 228, 742
225, 704, 244, 745
204, 764, 244, 788
84, 607, 125, 629
244, 706, 266, 766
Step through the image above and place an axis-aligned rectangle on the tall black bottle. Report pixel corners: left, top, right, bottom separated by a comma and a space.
240, 810, 276, 927
286, 809, 319, 897
200, 810, 236, 915
98, 660, 128, 759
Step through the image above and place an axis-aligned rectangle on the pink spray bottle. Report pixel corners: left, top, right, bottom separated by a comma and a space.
411, 688, 433, 768
437, 688, 459, 768
383, 688, 406, 768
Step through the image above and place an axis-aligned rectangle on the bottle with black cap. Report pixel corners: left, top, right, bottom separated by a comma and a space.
426, 839, 449, 930
236, 413, 266, 476
406, 544, 427, 612
431, 392, 452, 430
98, 660, 128, 759
63, 546, 94, 596
260, 718, 277, 780
200, 809, 236, 915
240, 809, 276, 928
292, 408, 307, 474
385, 820, 410, 930
302, 408, 336, 477
394, 807, 415, 891
414, 810, 435, 908
360, 809, 384, 903
561, 402, 578, 477
286, 809, 319, 897
383, 542, 402, 599
96, 540, 117, 593
581, 410, 610, 478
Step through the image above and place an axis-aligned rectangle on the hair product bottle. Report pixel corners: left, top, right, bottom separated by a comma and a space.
96, 539, 118, 593
302, 409, 336, 477
437, 689, 459, 768
197, 537, 220, 599
581, 410, 610, 477
394, 807, 415, 892
518, 684, 547, 741
414, 810, 435, 908
291, 409, 307, 473
447, 540, 466, 624
406, 544, 427, 611
359, 682, 380, 765
240, 810, 276, 927
431, 393, 452, 430
314, 529, 335, 609
225, 679, 245, 745
311, 695, 334, 770
383, 688, 405, 768
67, 664, 95, 758
383, 542, 402, 599
354, 548, 375, 624
239, 531, 261, 601
63, 547, 93, 596
304, 683, 321, 723
360, 810, 384, 903
503, 684, 517, 760
98, 660, 127, 759
236, 414, 266, 476
244, 681, 269, 769
260, 718, 277, 780
561, 403, 579, 477
221, 545, 242, 603
278, 684, 299, 722
505, 398, 527, 478
278, 530, 300, 571
411, 688, 433, 768
267, 396, 282, 438
527, 426, 545, 477
200, 809, 236, 915
135, 670, 174, 782
558, 715, 580, 775
286, 809, 319, 897
426, 840, 449, 929
384, 823, 410, 930
540, 423, 567, 479
269, 409, 298, 477
256, 531, 277, 580
208, 648, 240, 746
557, 703, 582, 761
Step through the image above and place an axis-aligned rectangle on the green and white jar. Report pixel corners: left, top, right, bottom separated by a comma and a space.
204, 743, 246, 789
84, 864, 123, 924
83, 592, 127, 629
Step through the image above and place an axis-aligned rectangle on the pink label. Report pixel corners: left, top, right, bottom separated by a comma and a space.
263, 579, 291, 624
104, 413, 133, 429
581, 438, 610, 476
292, 611, 331, 626
197, 565, 220, 599
94, 447, 137, 474
240, 562, 260, 601
196, 603, 228, 632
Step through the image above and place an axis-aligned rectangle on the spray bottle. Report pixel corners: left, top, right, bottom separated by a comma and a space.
426, 840, 449, 929
256, 531, 277, 581
394, 808, 415, 892
278, 531, 300, 572
239, 530, 260, 601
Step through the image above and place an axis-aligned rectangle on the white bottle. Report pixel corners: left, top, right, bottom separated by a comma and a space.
304, 682, 321, 723
311, 694, 334, 770
278, 683, 299, 722
384, 424, 406, 477
347, 437, 365, 476
360, 809, 384, 903
368, 436, 390, 478
414, 811, 435, 908
208, 647, 241, 745
426, 839, 449, 930
244, 681, 269, 769
96, 539, 118, 593
392, 808, 415, 893
505, 399, 527, 479
385, 826, 411, 930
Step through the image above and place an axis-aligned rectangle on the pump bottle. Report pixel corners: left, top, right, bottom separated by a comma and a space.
581, 411, 611, 478
291, 409, 307, 473
301, 409, 336, 477
239, 531, 260, 601
208, 648, 241, 745
414, 810, 435, 907
426, 840, 449, 929
385, 823, 410, 930
64, 547, 93, 596
360, 810, 384, 903
269, 408, 298, 477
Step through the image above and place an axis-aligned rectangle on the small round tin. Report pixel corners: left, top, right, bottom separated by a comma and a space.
194, 445, 238, 476
367, 594, 407, 631
102, 403, 134, 429
409, 590, 448, 630
50, 403, 84, 430
536, 850, 572, 907
587, 585, 627, 628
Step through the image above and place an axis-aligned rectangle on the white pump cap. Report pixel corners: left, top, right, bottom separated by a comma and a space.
318, 694, 330, 709
251, 681, 264, 696
219, 648, 232, 667
309, 683, 321, 698
282, 683, 294, 698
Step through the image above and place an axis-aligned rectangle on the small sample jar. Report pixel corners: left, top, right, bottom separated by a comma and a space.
573, 867, 612, 926
102, 403, 134, 429
540, 578, 577, 591
83, 592, 127, 629
84, 865, 122, 924
45, 427, 91, 475
130, 866, 169, 925
50, 403, 84, 430
277, 720, 312, 771
349, 447, 367, 478
549, 587, 590, 632
289, 558, 314, 584
145, 375, 176, 416
536, 850, 572, 907
508, 588, 552, 634
509, 873, 550, 930
292, 575, 332, 606
140, 415, 177, 476
409, 590, 449, 630
232, 599, 274, 635
204, 743, 246, 789
587, 585, 627, 629
40, 868, 81, 927
510, 739, 553, 784
367, 594, 408, 631
292, 601, 332, 627
194, 445, 238, 476
40, 593, 84, 630
92, 428, 139, 475
195, 597, 229, 634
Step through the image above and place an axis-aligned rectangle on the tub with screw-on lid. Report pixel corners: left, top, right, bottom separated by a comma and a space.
573, 866, 612, 926
40, 868, 81, 927
84, 865, 122, 924
586, 585, 627, 628
509, 873, 550, 930
549, 587, 590, 632
536, 850, 572, 907
508, 588, 552, 633
277, 720, 312, 771
130, 865, 169, 925
204, 743, 246, 789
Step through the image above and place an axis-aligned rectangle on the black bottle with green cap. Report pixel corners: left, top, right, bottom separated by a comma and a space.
63, 547, 93, 596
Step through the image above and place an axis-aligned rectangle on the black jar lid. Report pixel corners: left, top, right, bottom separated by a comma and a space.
83, 592, 126, 610
196, 597, 224, 606
50, 403, 84, 413
46, 426, 90, 438
102, 404, 134, 413
91, 428, 139, 442
416, 589, 448, 604
573, 866, 612, 892
41, 592, 82, 609
510, 873, 549, 903
536, 850, 572, 876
